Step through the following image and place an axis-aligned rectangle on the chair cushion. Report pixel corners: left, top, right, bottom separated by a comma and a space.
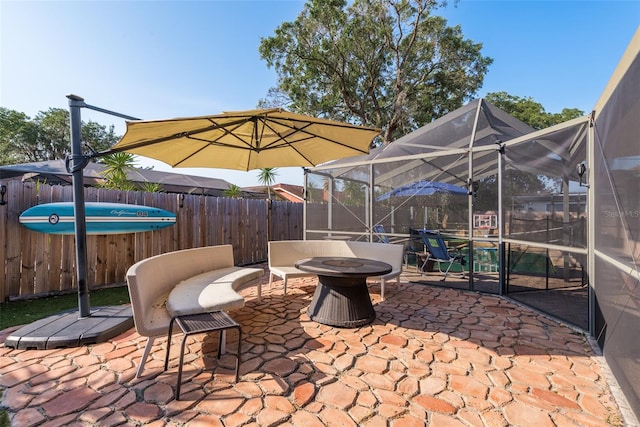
166, 267, 246, 317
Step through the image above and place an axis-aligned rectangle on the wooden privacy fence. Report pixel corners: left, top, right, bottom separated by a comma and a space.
0, 180, 303, 301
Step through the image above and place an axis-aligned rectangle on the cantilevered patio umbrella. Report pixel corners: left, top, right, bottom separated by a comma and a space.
106, 108, 381, 171
6, 99, 379, 349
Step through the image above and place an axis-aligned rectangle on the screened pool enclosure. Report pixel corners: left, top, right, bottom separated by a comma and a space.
305, 98, 589, 301
304, 29, 639, 418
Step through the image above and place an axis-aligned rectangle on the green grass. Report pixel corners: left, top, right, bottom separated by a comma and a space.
0, 408, 9, 427
0, 286, 131, 330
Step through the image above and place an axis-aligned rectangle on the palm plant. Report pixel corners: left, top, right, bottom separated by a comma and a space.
139, 182, 163, 193
306, 180, 319, 203
257, 168, 278, 241
99, 152, 136, 190
257, 168, 278, 200
342, 180, 365, 206
224, 184, 243, 198
99, 153, 164, 193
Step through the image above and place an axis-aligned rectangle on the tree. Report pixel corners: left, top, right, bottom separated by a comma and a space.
224, 184, 243, 198
81, 121, 119, 154
259, 0, 492, 144
485, 92, 584, 130
257, 168, 279, 199
0, 107, 164, 193
0, 107, 64, 163
305, 179, 323, 203
474, 169, 550, 212
33, 108, 72, 160
0, 107, 120, 164
341, 179, 366, 206
0, 108, 35, 164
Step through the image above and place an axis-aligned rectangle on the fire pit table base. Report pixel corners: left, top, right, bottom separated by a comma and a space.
307, 276, 376, 328
296, 257, 392, 328
307, 276, 376, 327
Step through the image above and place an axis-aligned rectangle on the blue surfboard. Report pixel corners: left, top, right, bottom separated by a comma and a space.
19, 202, 177, 235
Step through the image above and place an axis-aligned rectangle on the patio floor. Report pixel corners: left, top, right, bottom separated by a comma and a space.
0, 265, 627, 426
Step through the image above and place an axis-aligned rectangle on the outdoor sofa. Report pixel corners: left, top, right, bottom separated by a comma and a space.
125, 245, 263, 377
267, 240, 404, 300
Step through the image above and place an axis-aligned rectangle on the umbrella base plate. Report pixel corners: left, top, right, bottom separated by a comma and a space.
4, 305, 133, 350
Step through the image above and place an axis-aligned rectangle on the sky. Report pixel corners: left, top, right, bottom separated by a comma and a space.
1, 1, 638, 188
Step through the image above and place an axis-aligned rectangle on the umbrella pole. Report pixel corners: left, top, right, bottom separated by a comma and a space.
66, 95, 141, 318
68, 95, 91, 318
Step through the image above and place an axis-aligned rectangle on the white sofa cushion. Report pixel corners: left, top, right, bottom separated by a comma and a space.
166, 266, 262, 317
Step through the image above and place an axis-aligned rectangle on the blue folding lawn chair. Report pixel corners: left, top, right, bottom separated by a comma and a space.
373, 224, 391, 243
417, 230, 466, 280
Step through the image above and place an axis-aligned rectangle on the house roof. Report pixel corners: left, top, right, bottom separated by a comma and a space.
241, 183, 304, 203
0, 160, 264, 197
273, 183, 304, 203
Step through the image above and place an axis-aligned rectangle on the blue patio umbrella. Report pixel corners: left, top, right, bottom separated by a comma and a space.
376, 179, 467, 201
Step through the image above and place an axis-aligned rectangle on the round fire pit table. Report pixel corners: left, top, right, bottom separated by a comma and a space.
295, 257, 392, 328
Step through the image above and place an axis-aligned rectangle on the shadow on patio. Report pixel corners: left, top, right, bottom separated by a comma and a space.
0, 266, 624, 426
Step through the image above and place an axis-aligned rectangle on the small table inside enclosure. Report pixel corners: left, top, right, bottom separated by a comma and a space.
164, 311, 242, 400
295, 257, 392, 328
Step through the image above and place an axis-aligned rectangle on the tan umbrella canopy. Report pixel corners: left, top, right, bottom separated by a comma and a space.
107, 108, 380, 171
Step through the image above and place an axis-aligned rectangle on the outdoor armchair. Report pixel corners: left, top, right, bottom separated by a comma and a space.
373, 224, 391, 243
415, 229, 466, 280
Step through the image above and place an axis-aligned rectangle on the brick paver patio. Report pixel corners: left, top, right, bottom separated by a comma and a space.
0, 267, 626, 426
